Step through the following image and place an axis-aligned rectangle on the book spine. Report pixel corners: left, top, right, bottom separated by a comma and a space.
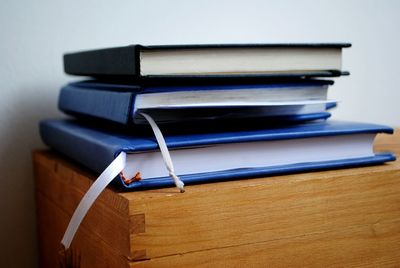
39, 120, 118, 176
63, 45, 139, 77
58, 84, 135, 124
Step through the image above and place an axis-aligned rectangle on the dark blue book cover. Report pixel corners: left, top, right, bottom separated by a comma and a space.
64, 43, 351, 79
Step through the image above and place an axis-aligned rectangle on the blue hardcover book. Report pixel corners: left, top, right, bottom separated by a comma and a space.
64, 43, 351, 79
40, 119, 395, 190
59, 80, 336, 124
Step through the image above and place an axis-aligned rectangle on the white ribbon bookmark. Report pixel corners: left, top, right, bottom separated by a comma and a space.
140, 112, 185, 192
61, 113, 184, 249
61, 152, 126, 249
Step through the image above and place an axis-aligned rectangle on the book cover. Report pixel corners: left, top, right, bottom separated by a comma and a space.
64, 43, 351, 79
58, 80, 335, 125
39, 119, 395, 190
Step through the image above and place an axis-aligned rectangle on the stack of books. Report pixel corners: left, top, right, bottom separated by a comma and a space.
39, 43, 396, 249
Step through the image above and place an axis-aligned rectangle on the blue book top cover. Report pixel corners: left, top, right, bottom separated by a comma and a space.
64, 43, 351, 79
59, 80, 335, 125
40, 119, 395, 190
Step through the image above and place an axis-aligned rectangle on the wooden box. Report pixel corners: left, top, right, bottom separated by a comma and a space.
34, 131, 400, 267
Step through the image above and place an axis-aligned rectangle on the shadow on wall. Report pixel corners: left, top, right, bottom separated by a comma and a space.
0, 83, 63, 268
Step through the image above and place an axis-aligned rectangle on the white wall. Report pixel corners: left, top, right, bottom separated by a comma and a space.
0, 0, 399, 266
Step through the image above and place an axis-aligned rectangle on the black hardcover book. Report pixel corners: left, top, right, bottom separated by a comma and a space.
64, 43, 351, 80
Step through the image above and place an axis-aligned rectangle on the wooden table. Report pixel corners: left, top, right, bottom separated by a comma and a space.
33, 131, 400, 267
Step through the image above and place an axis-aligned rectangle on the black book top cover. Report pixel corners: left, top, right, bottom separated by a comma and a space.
64, 43, 351, 80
